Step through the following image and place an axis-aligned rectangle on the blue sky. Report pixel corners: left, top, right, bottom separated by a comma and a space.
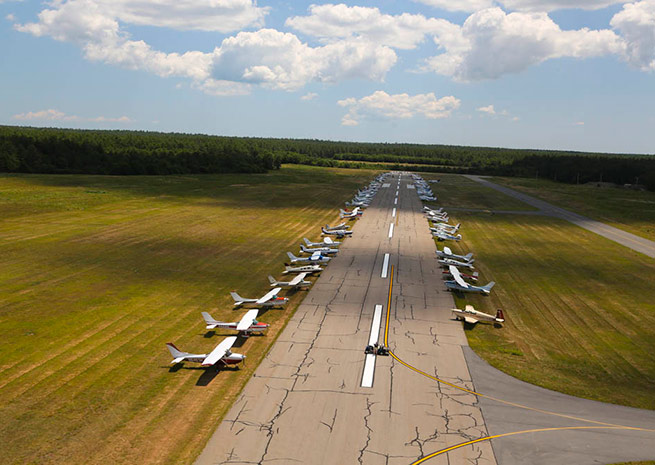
1, 0, 654, 154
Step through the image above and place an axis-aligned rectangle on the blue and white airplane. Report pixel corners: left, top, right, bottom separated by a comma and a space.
287, 251, 331, 264
230, 287, 289, 308
436, 247, 473, 263
303, 237, 341, 248
300, 244, 339, 256
445, 266, 495, 295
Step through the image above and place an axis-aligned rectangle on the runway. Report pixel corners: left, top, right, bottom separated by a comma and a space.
195, 173, 655, 465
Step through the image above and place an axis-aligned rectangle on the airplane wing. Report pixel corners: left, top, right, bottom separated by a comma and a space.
311, 251, 321, 260
202, 336, 237, 366
464, 316, 479, 324
237, 309, 259, 331
257, 287, 281, 304
449, 265, 470, 289
289, 272, 307, 286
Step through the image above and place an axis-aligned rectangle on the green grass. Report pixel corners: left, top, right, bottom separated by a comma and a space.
492, 176, 655, 240
421, 173, 537, 211
442, 209, 655, 410
0, 165, 378, 465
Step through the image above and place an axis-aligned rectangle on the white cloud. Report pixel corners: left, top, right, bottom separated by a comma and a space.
477, 104, 496, 115
425, 8, 624, 81
337, 90, 460, 126
286, 4, 455, 50
611, 0, 655, 71
414, 0, 622, 13
301, 92, 318, 101
12, 109, 132, 123
211, 29, 397, 91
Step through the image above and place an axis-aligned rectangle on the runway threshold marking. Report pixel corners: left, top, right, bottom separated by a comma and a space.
361, 305, 384, 388
388, 223, 394, 238
381, 253, 390, 278
381, 266, 655, 464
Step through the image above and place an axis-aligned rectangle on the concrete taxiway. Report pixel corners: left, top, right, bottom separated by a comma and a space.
195, 173, 655, 465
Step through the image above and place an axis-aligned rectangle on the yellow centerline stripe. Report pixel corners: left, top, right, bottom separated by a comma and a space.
381, 265, 655, 465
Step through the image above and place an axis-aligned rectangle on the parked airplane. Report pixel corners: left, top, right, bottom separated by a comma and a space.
443, 268, 479, 281
268, 272, 311, 289
346, 200, 369, 208
283, 264, 323, 274
433, 230, 461, 242
166, 336, 244, 367
287, 251, 331, 264
300, 244, 339, 255
438, 257, 475, 269
230, 287, 289, 308
444, 266, 495, 295
201, 309, 269, 335
324, 222, 350, 231
303, 237, 341, 248
340, 207, 362, 219
322, 226, 353, 237
452, 305, 505, 325
431, 223, 460, 233
430, 225, 460, 235
436, 247, 473, 262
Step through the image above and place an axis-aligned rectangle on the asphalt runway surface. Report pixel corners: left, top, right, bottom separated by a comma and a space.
465, 175, 655, 258
195, 173, 655, 465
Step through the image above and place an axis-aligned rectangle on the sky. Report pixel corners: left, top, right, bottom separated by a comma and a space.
1, 0, 655, 154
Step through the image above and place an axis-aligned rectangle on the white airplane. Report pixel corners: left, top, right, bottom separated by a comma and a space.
452, 305, 505, 325
201, 309, 269, 335
430, 225, 460, 235
445, 266, 495, 295
304, 237, 341, 248
346, 200, 369, 208
166, 336, 245, 367
442, 268, 479, 281
300, 244, 339, 255
287, 251, 331, 264
423, 206, 444, 214
324, 222, 350, 231
322, 226, 352, 237
283, 264, 323, 274
340, 207, 362, 219
436, 247, 473, 262
438, 257, 475, 269
230, 287, 289, 308
433, 230, 461, 242
268, 272, 311, 289
431, 222, 460, 233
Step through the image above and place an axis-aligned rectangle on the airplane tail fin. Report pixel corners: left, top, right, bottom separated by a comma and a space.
287, 252, 297, 261
472, 271, 479, 279
455, 234, 462, 241
482, 281, 496, 293
303, 238, 312, 246
230, 291, 245, 304
496, 309, 505, 321
268, 275, 277, 285
300, 245, 307, 252
468, 258, 475, 265
201, 311, 219, 325
464, 253, 474, 261
166, 343, 188, 359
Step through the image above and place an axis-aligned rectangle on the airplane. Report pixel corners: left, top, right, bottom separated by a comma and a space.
324, 222, 350, 231
283, 264, 324, 274
433, 230, 461, 242
322, 226, 353, 238
438, 257, 475, 269
230, 287, 289, 308
287, 251, 331, 264
268, 272, 311, 289
300, 244, 339, 255
303, 237, 341, 248
201, 309, 269, 335
423, 206, 444, 214
346, 200, 369, 208
166, 336, 245, 367
340, 207, 362, 219
430, 225, 460, 235
452, 305, 505, 325
436, 247, 473, 262
442, 268, 479, 281
431, 223, 460, 233
444, 266, 495, 295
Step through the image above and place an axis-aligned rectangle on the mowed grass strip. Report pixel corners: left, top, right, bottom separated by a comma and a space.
0, 165, 377, 465
444, 211, 655, 409
492, 176, 655, 241
420, 173, 538, 211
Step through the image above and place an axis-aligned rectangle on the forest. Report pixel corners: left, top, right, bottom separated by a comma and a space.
1, 125, 654, 190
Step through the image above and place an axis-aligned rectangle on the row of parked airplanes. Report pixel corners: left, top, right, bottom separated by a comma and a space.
412, 174, 505, 326
165, 173, 390, 369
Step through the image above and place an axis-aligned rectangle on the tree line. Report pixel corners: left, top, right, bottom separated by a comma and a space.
1, 126, 654, 190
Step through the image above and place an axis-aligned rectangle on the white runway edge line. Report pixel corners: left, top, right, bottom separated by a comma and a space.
392, 208, 396, 218
388, 223, 394, 238
361, 304, 383, 388
381, 253, 390, 278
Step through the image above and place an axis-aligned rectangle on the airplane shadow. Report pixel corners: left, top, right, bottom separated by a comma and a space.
165, 363, 239, 386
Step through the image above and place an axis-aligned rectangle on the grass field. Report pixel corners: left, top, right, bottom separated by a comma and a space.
492, 176, 655, 241
0, 165, 377, 465
428, 176, 655, 410
420, 173, 537, 211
